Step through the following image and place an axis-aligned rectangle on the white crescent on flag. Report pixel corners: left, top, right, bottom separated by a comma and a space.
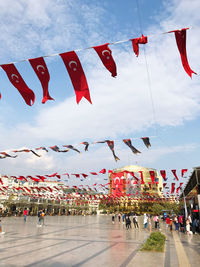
36, 65, 46, 74
11, 74, 19, 83
102, 49, 111, 59
69, 61, 78, 71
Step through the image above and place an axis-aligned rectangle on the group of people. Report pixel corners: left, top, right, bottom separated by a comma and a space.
111, 213, 139, 230
165, 214, 199, 235
23, 208, 45, 226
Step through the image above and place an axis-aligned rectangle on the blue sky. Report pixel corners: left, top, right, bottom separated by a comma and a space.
0, 0, 199, 190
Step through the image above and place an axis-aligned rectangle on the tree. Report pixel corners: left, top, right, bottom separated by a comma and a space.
151, 204, 163, 215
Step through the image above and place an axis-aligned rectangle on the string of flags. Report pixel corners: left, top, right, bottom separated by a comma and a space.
0, 137, 151, 162
0, 28, 196, 105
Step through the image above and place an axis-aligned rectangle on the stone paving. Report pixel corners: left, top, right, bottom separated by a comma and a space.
0, 215, 199, 267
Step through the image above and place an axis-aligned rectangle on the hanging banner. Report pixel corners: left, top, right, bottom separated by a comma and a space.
1, 63, 35, 106
131, 34, 148, 57
29, 57, 54, 104
93, 43, 117, 77
60, 51, 92, 104
168, 28, 196, 77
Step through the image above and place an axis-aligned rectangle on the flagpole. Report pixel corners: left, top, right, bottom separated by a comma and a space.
181, 186, 188, 219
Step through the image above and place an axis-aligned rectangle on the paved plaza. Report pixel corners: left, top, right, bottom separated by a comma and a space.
0, 215, 199, 266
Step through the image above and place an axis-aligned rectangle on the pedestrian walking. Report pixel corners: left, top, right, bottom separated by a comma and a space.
23, 208, 28, 222
37, 209, 42, 226
143, 213, 148, 230
174, 215, 179, 231
186, 218, 193, 235
153, 215, 159, 229
0, 218, 5, 235
122, 213, 125, 225
133, 214, 139, 229
169, 218, 173, 232
166, 216, 170, 230
112, 214, 115, 224
118, 213, 121, 224
179, 215, 184, 232
40, 210, 45, 226
125, 215, 131, 230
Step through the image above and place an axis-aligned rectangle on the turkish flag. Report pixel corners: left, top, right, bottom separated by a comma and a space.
131, 34, 148, 57
181, 169, 188, 177
171, 183, 175, 194
90, 172, 98, 175
171, 169, 179, 181
149, 171, 155, 184
99, 168, 106, 174
60, 51, 92, 104
29, 57, 54, 104
168, 28, 196, 77
93, 43, 117, 77
160, 170, 166, 181
1, 63, 35, 106
138, 171, 144, 184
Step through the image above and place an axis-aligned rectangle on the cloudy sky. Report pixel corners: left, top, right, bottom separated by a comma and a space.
0, 0, 199, 188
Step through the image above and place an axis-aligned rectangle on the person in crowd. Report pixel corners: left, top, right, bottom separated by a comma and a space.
188, 214, 192, 227
174, 215, 179, 231
169, 217, 173, 232
143, 213, 148, 230
192, 217, 198, 234
125, 215, 131, 230
40, 210, 45, 226
186, 218, 193, 235
153, 215, 159, 229
118, 213, 121, 224
112, 214, 115, 224
23, 208, 28, 222
122, 213, 125, 226
179, 215, 184, 232
37, 209, 42, 226
0, 214, 5, 235
133, 214, 139, 229
166, 215, 170, 230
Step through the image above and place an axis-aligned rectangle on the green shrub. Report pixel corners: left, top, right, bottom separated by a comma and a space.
141, 232, 166, 252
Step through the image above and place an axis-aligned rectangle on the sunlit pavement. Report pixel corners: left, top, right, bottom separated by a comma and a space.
0, 216, 200, 267
0, 215, 149, 267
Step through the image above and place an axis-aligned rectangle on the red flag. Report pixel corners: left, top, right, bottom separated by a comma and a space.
181, 169, 188, 177
60, 51, 92, 104
163, 183, 167, 188
29, 57, 54, 104
149, 171, 155, 184
160, 170, 166, 181
171, 169, 179, 181
90, 172, 98, 175
0, 178, 3, 185
93, 43, 117, 77
138, 171, 144, 184
46, 173, 58, 177
171, 183, 175, 194
176, 183, 183, 194
131, 34, 148, 57
168, 28, 196, 77
99, 168, 106, 174
1, 63, 35, 106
